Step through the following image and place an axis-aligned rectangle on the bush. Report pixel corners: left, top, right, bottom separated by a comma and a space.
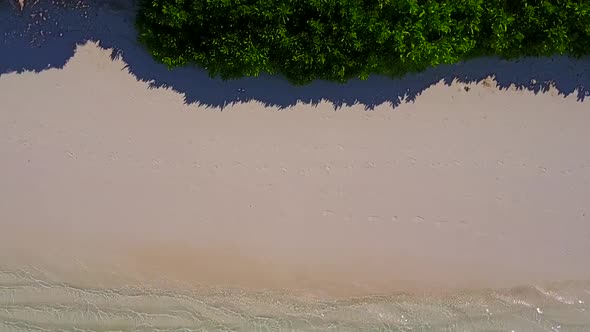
136, 0, 590, 84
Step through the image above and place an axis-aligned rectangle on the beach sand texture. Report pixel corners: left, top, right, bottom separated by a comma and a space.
1, 1, 590, 330
2, 42, 590, 295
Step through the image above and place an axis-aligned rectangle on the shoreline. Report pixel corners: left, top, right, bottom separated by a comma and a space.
1, 267, 587, 330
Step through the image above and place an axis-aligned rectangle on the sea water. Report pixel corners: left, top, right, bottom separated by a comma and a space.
1, 268, 589, 331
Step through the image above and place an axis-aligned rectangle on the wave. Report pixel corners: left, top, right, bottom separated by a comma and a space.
1, 269, 589, 331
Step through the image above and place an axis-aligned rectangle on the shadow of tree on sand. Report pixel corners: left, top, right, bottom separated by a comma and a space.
1, 0, 589, 110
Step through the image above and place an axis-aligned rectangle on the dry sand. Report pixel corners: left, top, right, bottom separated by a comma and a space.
1, 42, 590, 297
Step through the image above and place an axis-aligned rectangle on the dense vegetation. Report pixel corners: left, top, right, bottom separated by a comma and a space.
137, 0, 590, 84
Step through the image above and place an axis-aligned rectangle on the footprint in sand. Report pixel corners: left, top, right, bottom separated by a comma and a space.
412, 216, 425, 223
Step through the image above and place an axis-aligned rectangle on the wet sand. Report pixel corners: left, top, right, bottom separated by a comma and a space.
1, 42, 590, 298
1, 268, 589, 331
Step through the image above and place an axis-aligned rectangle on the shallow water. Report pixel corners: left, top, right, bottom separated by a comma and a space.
0, 268, 588, 331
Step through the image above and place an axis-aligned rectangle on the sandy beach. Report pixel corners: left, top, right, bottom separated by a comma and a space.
1, 40, 590, 298
1, 1, 590, 329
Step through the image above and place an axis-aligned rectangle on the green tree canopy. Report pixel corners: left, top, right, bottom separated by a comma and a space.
137, 0, 590, 84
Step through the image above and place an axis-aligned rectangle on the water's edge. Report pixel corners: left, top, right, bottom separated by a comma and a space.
1, 268, 589, 331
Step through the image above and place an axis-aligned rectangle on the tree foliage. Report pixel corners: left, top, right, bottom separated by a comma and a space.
136, 0, 590, 84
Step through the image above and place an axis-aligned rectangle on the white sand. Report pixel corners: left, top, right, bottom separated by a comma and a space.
1, 42, 590, 296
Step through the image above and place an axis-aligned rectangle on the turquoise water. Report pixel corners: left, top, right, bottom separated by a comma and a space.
1, 269, 589, 331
